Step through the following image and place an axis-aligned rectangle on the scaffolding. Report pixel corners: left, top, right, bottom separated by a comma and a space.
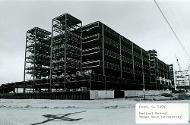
50, 13, 82, 91
21, 13, 175, 93
24, 27, 51, 92
148, 50, 173, 89
82, 22, 150, 90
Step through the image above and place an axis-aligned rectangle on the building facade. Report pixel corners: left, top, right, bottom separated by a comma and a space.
23, 13, 174, 92
24, 27, 51, 92
82, 22, 173, 90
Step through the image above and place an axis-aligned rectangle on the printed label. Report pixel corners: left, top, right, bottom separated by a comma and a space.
136, 103, 189, 124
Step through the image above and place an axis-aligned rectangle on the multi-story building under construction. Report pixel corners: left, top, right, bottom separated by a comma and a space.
22, 13, 174, 92
24, 27, 51, 92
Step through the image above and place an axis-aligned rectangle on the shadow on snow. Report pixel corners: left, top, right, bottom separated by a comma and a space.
31, 111, 86, 125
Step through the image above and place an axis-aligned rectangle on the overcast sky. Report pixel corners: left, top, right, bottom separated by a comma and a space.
0, 0, 190, 84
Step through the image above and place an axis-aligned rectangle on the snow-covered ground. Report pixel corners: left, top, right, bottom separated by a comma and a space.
0, 99, 189, 125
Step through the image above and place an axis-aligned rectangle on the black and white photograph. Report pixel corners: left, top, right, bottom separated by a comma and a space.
0, 0, 190, 125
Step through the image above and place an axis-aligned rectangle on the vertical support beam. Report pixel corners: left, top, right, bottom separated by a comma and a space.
102, 24, 106, 90
50, 19, 54, 92
119, 36, 123, 79
164, 74, 166, 87
33, 30, 37, 93
64, 14, 67, 90
132, 43, 135, 83
156, 58, 158, 90
89, 74, 92, 90
148, 53, 151, 86
23, 32, 28, 93
80, 23, 83, 73
141, 49, 145, 90
159, 73, 162, 89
